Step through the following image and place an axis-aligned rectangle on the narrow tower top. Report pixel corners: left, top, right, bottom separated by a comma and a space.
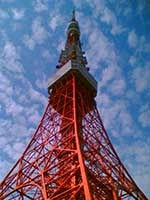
58, 11, 84, 68
67, 10, 80, 39
48, 12, 97, 96
72, 9, 76, 21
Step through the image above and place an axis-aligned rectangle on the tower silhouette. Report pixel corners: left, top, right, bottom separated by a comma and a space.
0, 12, 148, 200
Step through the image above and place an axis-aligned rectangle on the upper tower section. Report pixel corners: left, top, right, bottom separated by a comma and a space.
67, 10, 80, 43
58, 10, 88, 69
48, 11, 97, 97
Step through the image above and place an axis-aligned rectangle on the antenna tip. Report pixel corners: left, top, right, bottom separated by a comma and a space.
72, 9, 76, 20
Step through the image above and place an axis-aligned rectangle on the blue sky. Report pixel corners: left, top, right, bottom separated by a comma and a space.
0, 0, 150, 198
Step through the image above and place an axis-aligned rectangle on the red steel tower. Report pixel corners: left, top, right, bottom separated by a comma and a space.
0, 12, 148, 200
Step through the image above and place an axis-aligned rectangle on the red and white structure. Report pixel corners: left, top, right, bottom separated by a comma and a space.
0, 12, 148, 200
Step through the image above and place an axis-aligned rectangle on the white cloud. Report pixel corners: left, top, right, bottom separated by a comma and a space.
4, 98, 23, 116
138, 105, 150, 127
0, 70, 47, 170
123, 7, 132, 17
128, 30, 138, 48
101, 7, 115, 25
0, 90, 24, 118
119, 110, 133, 127
96, 92, 111, 108
139, 110, 150, 127
73, 0, 105, 13
23, 35, 35, 50
117, 140, 150, 196
0, 118, 29, 140
3, 142, 25, 161
48, 8, 65, 32
0, 53, 47, 164
72, 0, 84, 9
139, 35, 150, 53
42, 49, 51, 60
12, 8, 24, 20
35, 74, 47, 89
87, 29, 117, 72
57, 38, 65, 52
23, 18, 48, 50
126, 90, 141, 105
49, 13, 63, 31
100, 105, 117, 134
28, 83, 47, 106
13, 142, 25, 152
0, 136, 8, 148
0, 159, 12, 180
32, 18, 48, 43
33, 0, 48, 12
25, 104, 41, 125
129, 56, 137, 66
108, 79, 126, 96
76, 12, 93, 35
0, 41, 24, 73
111, 24, 126, 35
98, 64, 126, 96
132, 63, 150, 92
0, 72, 13, 95
13, 73, 47, 107
85, 0, 105, 17
27, 110, 41, 125
98, 64, 122, 89
49, 16, 58, 31
0, 9, 9, 19
129, 35, 150, 68
100, 7, 126, 35
96, 89, 138, 138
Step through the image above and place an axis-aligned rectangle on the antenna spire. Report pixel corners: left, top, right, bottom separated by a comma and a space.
72, 9, 76, 21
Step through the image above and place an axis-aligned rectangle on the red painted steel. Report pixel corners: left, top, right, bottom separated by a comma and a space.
0, 73, 148, 199
0, 12, 148, 200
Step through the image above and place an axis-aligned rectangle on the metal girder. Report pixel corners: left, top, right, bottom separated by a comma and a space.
0, 73, 148, 200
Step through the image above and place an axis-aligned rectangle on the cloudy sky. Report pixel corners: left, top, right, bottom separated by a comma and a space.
0, 0, 150, 198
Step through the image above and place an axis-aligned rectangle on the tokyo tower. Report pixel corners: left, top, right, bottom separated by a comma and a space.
0, 11, 148, 200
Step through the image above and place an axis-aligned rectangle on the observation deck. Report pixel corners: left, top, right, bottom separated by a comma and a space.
48, 60, 97, 97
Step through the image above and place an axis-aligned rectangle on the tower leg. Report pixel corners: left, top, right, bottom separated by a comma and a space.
73, 75, 92, 200
112, 190, 118, 200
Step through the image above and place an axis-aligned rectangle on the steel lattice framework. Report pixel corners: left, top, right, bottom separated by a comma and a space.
0, 11, 148, 200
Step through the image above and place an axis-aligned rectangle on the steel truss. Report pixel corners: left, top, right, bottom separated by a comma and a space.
0, 73, 147, 200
